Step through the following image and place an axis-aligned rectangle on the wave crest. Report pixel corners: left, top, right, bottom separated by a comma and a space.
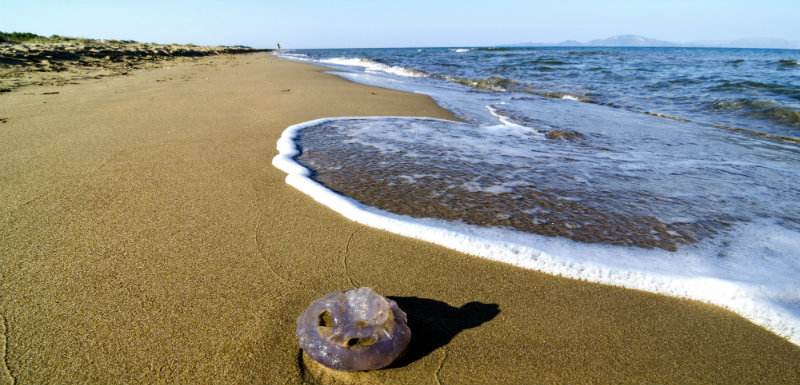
318, 57, 427, 78
709, 99, 800, 128
447, 76, 520, 91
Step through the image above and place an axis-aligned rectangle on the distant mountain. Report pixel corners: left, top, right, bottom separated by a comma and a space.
507, 34, 800, 49
585, 34, 677, 47
557, 40, 582, 46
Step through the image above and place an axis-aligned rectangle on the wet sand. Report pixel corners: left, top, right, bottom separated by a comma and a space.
1, 52, 800, 384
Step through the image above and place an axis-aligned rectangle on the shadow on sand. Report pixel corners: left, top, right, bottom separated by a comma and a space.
387, 296, 500, 367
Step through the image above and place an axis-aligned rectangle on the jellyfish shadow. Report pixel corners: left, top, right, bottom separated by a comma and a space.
387, 296, 500, 367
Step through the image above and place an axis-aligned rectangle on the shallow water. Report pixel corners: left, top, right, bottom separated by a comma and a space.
297, 114, 799, 252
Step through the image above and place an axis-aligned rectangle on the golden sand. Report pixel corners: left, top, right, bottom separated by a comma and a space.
1, 53, 799, 384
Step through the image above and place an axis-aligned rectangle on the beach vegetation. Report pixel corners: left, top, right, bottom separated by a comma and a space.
0, 31, 138, 45
1, 32, 71, 43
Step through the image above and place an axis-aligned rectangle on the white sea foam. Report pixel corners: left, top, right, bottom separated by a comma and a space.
317, 57, 426, 78
451, 48, 473, 53
486, 105, 534, 131
275, 51, 426, 78
273, 116, 800, 346
273, 51, 309, 61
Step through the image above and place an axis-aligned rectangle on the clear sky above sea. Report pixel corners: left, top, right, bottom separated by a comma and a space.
2, 0, 798, 49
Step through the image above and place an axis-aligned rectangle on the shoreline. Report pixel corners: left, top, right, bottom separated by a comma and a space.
275, 117, 800, 346
1, 52, 799, 384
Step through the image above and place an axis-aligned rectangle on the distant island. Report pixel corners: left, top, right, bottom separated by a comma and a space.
507, 34, 800, 49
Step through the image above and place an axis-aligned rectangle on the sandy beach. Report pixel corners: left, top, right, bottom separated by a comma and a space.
2, 51, 800, 384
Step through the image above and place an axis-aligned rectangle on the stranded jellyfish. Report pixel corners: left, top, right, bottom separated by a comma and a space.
296, 287, 411, 371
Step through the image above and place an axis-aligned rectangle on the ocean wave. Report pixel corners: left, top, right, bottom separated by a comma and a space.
712, 80, 797, 95
274, 51, 310, 61
524, 59, 570, 66
709, 99, 800, 128
278, 51, 427, 78
440, 72, 599, 104
476, 47, 512, 51
709, 99, 779, 111
486, 105, 530, 128
450, 48, 473, 53
446, 76, 521, 91
445, 75, 589, 103
527, 90, 591, 102
779, 58, 800, 67
317, 57, 427, 78
568, 50, 605, 56
747, 106, 800, 128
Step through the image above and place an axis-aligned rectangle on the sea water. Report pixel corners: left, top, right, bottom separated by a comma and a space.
273, 47, 800, 345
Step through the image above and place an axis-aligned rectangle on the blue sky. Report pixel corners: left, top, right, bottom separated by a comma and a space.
2, 0, 798, 48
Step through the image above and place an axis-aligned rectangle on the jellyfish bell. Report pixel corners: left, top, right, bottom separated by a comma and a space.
296, 287, 411, 371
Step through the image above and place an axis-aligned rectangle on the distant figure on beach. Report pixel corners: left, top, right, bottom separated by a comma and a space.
277, 43, 281, 51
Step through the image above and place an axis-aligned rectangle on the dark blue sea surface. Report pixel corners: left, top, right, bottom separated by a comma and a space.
288, 47, 800, 138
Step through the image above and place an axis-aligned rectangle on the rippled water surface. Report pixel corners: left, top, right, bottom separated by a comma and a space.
289, 47, 800, 138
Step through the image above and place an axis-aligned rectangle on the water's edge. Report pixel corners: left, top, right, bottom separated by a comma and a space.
272, 116, 800, 346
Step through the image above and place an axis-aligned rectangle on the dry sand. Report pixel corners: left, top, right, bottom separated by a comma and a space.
1, 52, 800, 384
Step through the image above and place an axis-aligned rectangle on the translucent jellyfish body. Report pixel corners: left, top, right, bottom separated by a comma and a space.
296, 287, 411, 371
